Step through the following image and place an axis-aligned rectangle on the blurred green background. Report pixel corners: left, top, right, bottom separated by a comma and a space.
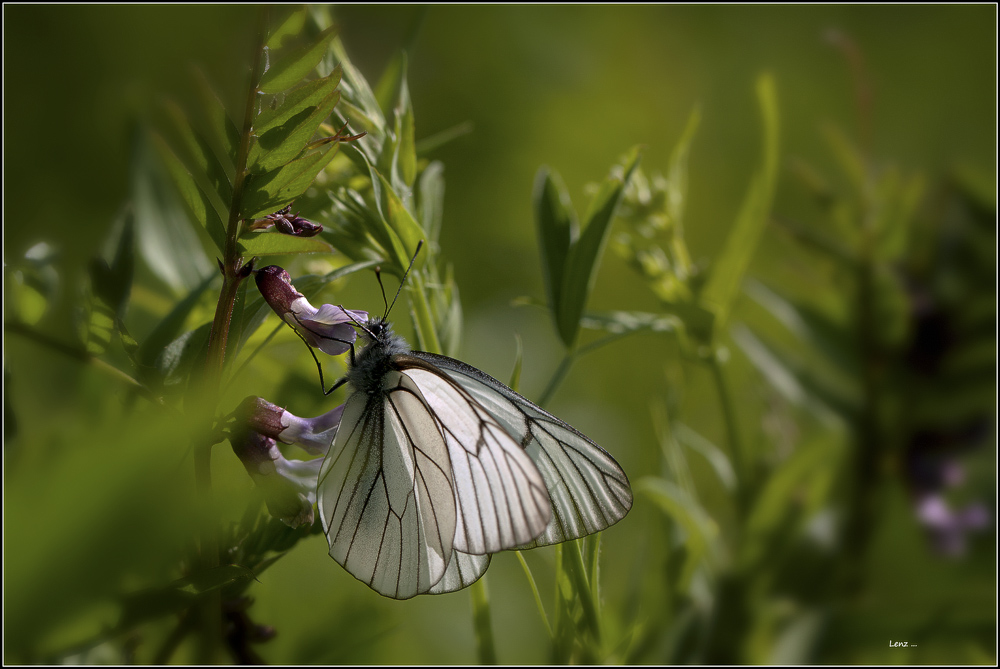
4, 4, 995, 664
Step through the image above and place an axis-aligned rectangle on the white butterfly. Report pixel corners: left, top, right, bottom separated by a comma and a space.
315, 312, 633, 599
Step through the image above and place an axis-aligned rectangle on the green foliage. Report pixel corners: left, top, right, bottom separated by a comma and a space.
3, 6, 994, 667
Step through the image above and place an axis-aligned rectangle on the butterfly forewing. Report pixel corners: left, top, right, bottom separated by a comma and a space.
403, 365, 552, 555
404, 352, 633, 548
318, 372, 457, 599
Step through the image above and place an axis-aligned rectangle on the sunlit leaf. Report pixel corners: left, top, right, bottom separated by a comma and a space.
241, 143, 340, 219
259, 25, 338, 94
237, 231, 334, 257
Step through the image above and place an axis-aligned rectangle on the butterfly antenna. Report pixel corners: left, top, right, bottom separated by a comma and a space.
385, 241, 424, 318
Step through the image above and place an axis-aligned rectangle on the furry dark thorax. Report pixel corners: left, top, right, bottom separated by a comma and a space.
345, 317, 411, 396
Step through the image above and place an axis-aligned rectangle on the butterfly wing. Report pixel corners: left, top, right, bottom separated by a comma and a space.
403, 352, 633, 548
428, 550, 492, 595
399, 360, 552, 555
317, 372, 457, 599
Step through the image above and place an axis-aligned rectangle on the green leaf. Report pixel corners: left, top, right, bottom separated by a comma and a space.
374, 170, 425, 268
744, 280, 856, 374
732, 324, 857, 423
259, 25, 338, 95
699, 73, 779, 331
131, 131, 213, 294
666, 108, 701, 231
153, 133, 227, 251
250, 68, 343, 172
374, 49, 406, 117
638, 477, 718, 590
415, 121, 474, 155
557, 146, 642, 347
241, 142, 340, 219
331, 37, 386, 137
192, 68, 239, 182
83, 213, 135, 355
160, 99, 232, 220
266, 6, 308, 49
237, 231, 334, 257
391, 55, 417, 189
673, 422, 737, 492
507, 334, 524, 393
137, 273, 215, 372
533, 167, 577, 317
418, 160, 445, 245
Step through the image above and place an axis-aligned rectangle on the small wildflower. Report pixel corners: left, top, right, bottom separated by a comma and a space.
230, 425, 320, 528
255, 265, 368, 356
237, 395, 344, 456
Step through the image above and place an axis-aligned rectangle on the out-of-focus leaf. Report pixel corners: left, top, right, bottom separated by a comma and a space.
241, 143, 339, 219
699, 74, 779, 331
639, 477, 718, 590
666, 108, 701, 230
83, 213, 135, 355
558, 146, 641, 347
192, 68, 239, 181
508, 333, 524, 393
741, 433, 841, 570
733, 325, 857, 424
118, 565, 254, 630
157, 323, 211, 389
138, 273, 215, 373
744, 280, 856, 374
674, 422, 737, 492
132, 131, 213, 294
266, 6, 308, 49
580, 310, 682, 335
533, 167, 577, 321
160, 99, 232, 218
414, 120, 474, 155
259, 25, 337, 95
153, 133, 227, 251
822, 123, 868, 201
374, 49, 406, 117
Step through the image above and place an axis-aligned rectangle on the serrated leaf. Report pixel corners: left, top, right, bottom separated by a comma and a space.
241, 142, 339, 219
557, 146, 642, 347
533, 167, 577, 318
259, 25, 337, 95
153, 133, 227, 251
699, 74, 779, 331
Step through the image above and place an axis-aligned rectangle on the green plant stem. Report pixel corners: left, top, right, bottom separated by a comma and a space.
193, 17, 268, 663
470, 579, 497, 664
708, 351, 748, 516
515, 551, 553, 638
538, 353, 575, 408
